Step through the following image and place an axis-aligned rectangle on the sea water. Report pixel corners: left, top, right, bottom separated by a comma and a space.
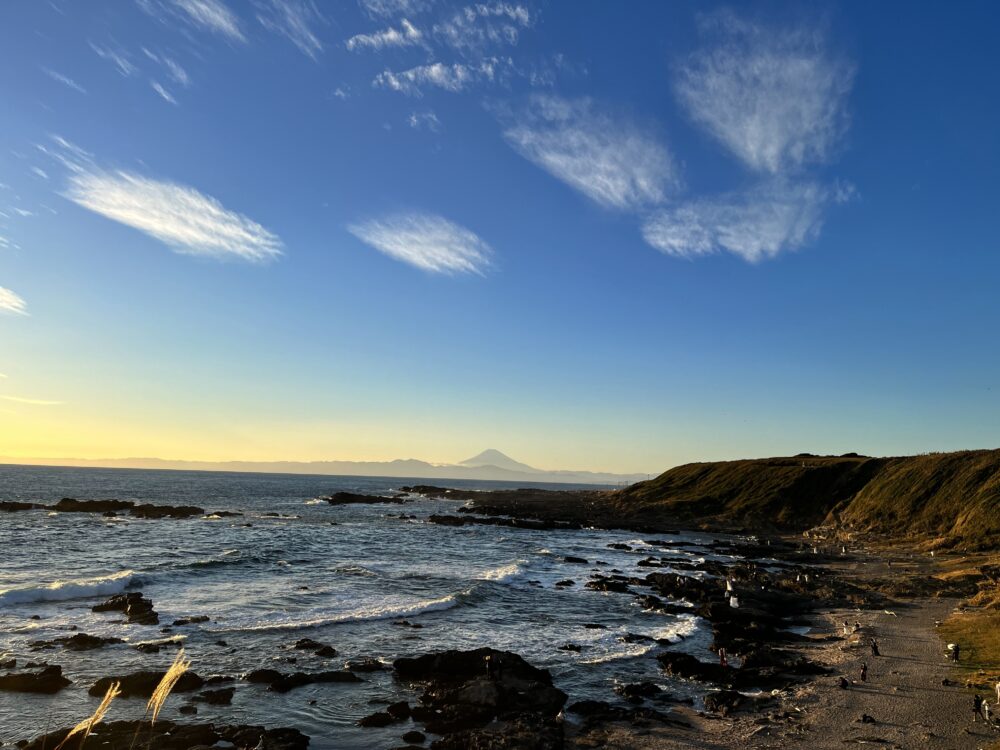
0, 464, 724, 748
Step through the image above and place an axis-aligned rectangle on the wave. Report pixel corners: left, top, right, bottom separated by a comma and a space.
217, 593, 461, 633
0, 571, 138, 607
476, 562, 526, 583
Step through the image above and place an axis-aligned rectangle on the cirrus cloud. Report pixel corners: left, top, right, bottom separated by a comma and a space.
65, 169, 283, 262
642, 180, 834, 263
348, 213, 493, 275
0, 287, 28, 315
501, 95, 679, 211
674, 11, 854, 175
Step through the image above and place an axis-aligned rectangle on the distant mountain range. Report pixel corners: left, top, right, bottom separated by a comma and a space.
0, 449, 647, 486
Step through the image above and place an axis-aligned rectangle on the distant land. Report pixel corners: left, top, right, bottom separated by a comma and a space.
0, 448, 648, 486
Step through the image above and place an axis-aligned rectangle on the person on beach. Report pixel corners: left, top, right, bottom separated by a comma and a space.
952, 643, 961, 662
719, 647, 728, 668
984, 699, 992, 725
860, 662, 868, 682
843, 620, 851, 636
995, 679, 1000, 705
974, 694, 986, 723
870, 638, 880, 657
838, 676, 850, 689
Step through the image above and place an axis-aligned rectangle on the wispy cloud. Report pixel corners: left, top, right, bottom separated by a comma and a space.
66, 169, 283, 262
142, 48, 191, 87
257, 0, 325, 59
374, 57, 513, 95
434, 3, 532, 53
408, 110, 441, 131
0, 395, 63, 406
42, 67, 87, 94
348, 213, 492, 275
674, 11, 854, 174
36, 135, 96, 175
500, 95, 679, 211
359, 0, 430, 19
171, 0, 245, 42
10, 207, 34, 217
0, 287, 28, 315
347, 18, 422, 51
31, 167, 49, 180
642, 180, 832, 263
150, 81, 178, 104
89, 42, 136, 77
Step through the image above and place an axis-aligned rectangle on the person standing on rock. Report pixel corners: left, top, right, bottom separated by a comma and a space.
974, 694, 986, 723
860, 662, 868, 682
718, 648, 728, 668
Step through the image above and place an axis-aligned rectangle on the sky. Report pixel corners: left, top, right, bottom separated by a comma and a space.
1, 0, 999, 474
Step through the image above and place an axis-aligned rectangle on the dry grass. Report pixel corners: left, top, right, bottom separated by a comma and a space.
54, 680, 121, 750
938, 610, 1000, 672
146, 649, 190, 724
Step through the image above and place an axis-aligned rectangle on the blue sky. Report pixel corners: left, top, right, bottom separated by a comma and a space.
1, 0, 998, 472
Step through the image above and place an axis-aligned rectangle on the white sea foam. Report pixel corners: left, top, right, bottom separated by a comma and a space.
477, 562, 526, 583
0, 570, 137, 607
218, 592, 461, 633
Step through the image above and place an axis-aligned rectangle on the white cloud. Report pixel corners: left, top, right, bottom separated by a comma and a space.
348, 213, 492, 275
89, 42, 136, 77
347, 18, 422, 51
164, 57, 190, 86
151, 80, 178, 104
642, 181, 828, 263
0, 287, 28, 315
333, 86, 350, 99
171, 0, 245, 41
10, 207, 34, 217
674, 11, 854, 174
374, 57, 513, 95
501, 95, 679, 211
434, 3, 532, 53
408, 110, 441, 131
359, 0, 429, 19
36, 135, 95, 175
0, 395, 63, 406
257, 0, 325, 59
65, 169, 283, 262
31, 167, 49, 180
42, 67, 87, 94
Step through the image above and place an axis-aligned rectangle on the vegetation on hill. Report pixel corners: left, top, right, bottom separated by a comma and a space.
615, 449, 1000, 550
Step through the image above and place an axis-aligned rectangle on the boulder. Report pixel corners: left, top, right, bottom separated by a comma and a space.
92, 592, 159, 625
0, 665, 71, 693
90, 670, 204, 698
23, 720, 308, 750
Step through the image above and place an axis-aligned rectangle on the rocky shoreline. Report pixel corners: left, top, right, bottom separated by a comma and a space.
4, 484, 990, 750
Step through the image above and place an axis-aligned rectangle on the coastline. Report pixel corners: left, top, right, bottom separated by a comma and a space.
3, 479, 998, 750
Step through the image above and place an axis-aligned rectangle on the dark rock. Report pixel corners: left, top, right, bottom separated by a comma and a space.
130, 503, 204, 519
172, 615, 210, 626
53, 633, 124, 651
245, 669, 361, 692
358, 711, 396, 727
554, 579, 575, 587
607, 543, 632, 551
326, 492, 408, 505
0, 665, 71, 694
402, 730, 426, 743
703, 690, 744, 715
564, 556, 589, 564
90, 670, 204, 698
53, 498, 134, 513
346, 657, 387, 672
584, 577, 631, 593
0, 658, 14, 669
92, 593, 159, 625
614, 682, 662, 701
387, 701, 411, 720
178, 704, 197, 715
22, 720, 309, 750
195, 687, 235, 705
0, 501, 41, 512
558, 644, 582, 652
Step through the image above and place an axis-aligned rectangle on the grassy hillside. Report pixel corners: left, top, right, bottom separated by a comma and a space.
615, 449, 1000, 549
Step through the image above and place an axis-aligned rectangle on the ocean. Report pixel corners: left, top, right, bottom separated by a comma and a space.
0, 464, 722, 748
